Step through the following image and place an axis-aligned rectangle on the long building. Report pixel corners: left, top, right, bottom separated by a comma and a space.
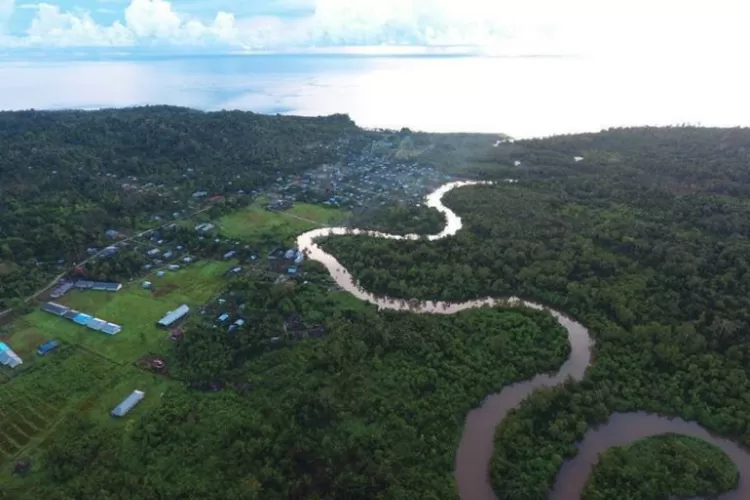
111, 390, 145, 417
157, 305, 190, 328
40, 303, 122, 335
0, 342, 23, 368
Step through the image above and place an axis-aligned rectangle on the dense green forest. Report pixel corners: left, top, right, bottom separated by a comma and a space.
8, 278, 568, 499
582, 434, 739, 499
0, 107, 361, 308
318, 127, 750, 497
5, 122, 750, 499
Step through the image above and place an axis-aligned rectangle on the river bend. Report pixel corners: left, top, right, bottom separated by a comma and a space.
295, 181, 749, 499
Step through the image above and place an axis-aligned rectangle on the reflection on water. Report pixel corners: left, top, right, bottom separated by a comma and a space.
297, 180, 749, 499
2, 54, 749, 138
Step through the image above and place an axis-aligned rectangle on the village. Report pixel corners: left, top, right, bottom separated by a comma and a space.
0, 134, 463, 464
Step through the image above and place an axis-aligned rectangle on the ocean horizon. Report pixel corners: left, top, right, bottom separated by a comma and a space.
1, 53, 747, 139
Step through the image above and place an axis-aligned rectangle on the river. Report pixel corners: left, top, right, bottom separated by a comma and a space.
295, 180, 750, 499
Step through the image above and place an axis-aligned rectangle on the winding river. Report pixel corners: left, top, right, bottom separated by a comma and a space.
295, 181, 750, 499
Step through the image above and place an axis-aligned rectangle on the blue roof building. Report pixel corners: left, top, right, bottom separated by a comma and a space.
0, 342, 23, 368
157, 305, 190, 327
111, 390, 145, 417
218, 313, 230, 322
73, 313, 93, 326
287, 266, 298, 275
37, 340, 60, 356
41, 302, 70, 317
101, 323, 122, 335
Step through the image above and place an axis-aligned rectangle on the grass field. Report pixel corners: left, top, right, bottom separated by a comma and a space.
218, 202, 347, 243
0, 345, 173, 476
0, 261, 226, 472
5, 260, 232, 365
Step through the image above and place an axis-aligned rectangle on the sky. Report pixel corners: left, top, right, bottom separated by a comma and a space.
0, 0, 748, 55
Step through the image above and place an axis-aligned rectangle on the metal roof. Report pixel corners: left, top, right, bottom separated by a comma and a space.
112, 390, 145, 417
157, 305, 190, 327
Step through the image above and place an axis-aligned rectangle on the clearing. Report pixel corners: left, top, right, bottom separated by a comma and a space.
6, 260, 232, 365
218, 202, 347, 244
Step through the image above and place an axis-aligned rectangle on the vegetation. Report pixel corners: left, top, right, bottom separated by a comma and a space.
0, 107, 360, 308
583, 434, 739, 499
5, 260, 232, 365
217, 201, 347, 245
313, 127, 750, 498
2, 279, 569, 499
4, 119, 750, 499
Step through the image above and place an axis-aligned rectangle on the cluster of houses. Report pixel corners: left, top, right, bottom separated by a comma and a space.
267, 247, 305, 275
41, 302, 123, 335
216, 312, 246, 333
266, 153, 454, 209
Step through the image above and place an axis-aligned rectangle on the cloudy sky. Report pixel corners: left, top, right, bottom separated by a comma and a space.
0, 0, 747, 54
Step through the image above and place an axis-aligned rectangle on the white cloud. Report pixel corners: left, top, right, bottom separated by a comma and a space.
0, 0, 14, 31
1, 0, 749, 55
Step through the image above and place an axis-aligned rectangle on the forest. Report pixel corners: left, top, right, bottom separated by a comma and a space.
4, 122, 750, 499
6, 277, 569, 499
0, 107, 362, 309
318, 126, 750, 498
582, 434, 739, 499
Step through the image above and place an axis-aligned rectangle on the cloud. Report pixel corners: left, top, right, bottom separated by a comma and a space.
1, 0, 749, 55
0, 0, 14, 31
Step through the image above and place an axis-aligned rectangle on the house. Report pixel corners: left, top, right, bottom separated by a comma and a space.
223, 251, 236, 260
294, 252, 304, 265
75, 280, 95, 289
50, 282, 74, 299
157, 305, 190, 327
100, 246, 118, 258
63, 309, 80, 320
73, 313, 93, 326
87, 318, 107, 331
183, 257, 193, 264
41, 302, 70, 317
91, 282, 123, 292
167, 264, 180, 271
284, 249, 296, 260
101, 323, 122, 335
218, 313, 230, 322
163, 251, 173, 259
142, 281, 152, 289
287, 266, 298, 275
111, 390, 145, 417
0, 342, 23, 368
37, 340, 61, 356
147, 249, 160, 257
192, 191, 208, 198
157, 271, 165, 278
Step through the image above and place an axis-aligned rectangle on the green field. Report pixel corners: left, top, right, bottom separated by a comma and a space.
0, 260, 230, 472
5, 260, 232, 365
218, 202, 347, 243
0, 346, 172, 477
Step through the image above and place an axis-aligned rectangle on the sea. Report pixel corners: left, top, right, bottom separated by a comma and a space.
1, 52, 748, 139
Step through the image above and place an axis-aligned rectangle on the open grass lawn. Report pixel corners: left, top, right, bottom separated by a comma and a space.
6, 260, 232, 365
218, 202, 347, 244
0, 345, 174, 478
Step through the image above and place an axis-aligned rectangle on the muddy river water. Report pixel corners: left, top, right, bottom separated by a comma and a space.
296, 181, 750, 499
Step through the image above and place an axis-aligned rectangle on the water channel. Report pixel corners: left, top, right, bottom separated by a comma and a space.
295, 181, 750, 499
